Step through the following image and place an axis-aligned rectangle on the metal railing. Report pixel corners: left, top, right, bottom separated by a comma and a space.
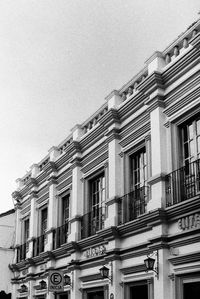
16, 243, 28, 262
165, 159, 200, 207
81, 207, 105, 239
33, 234, 46, 257
52, 222, 68, 249
118, 187, 147, 225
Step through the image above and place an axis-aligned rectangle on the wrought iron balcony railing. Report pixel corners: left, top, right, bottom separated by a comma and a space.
33, 234, 46, 257
16, 242, 28, 263
118, 187, 147, 225
165, 159, 200, 207
81, 206, 105, 239
52, 222, 68, 250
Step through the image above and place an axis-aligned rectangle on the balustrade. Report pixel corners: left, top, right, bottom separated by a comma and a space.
165, 159, 200, 207
81, 207, 105, 239
52, 222, 68, 249
118, 187, 147, 225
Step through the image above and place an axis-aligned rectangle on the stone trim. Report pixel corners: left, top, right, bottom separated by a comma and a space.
146, 97, 165, 113
120, 264, 147, 275
69, 215, 82, 224
147, 173, 167, 185
48, 175, 58, 186
105, 90, 120, 101
169, 251, 200, 265
105, 128, 121, 143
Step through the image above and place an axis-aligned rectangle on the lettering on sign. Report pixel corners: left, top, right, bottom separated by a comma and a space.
85, 245, 106, 258
178, 213, 200, 230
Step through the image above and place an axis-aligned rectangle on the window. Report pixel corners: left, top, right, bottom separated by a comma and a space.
82, 172, 106, 238
41, 207, 48, 235
179, 117, 200, 198
176, 273, 200, 299
62, 195, 70, 224
24, 218, 29, 243
181, 118, 200, 166
124, 280, 152, 299
130, 147, 147, 191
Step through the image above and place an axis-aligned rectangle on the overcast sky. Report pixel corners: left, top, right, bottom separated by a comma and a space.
0, 0, 199, 213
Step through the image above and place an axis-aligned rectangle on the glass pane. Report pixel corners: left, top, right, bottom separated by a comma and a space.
188, 124, 193, 139
197, 137, 200, 154
183, 126, 188, 142
184, 282, 200, 299
196, 119, 200, 135
189, 140, 194, 156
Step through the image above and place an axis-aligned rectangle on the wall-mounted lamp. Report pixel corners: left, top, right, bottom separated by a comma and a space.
99, 263, 113, 284
144, 250, 159, 279
20, 284, 28, 293
39, 280, 47, 289
64, 274, 73, 289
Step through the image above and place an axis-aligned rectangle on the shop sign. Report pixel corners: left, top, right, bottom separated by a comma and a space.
178, 213, 200, 230
48, 270, 64, 292
84, 245, 106, 258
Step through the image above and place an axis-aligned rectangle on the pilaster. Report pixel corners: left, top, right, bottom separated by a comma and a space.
147, 98, 168, 210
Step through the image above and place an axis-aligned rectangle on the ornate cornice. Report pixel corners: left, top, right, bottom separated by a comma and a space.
105, 128, 121, 143
169, 251, 200, 265
70, 157, 82, 170
138, 71, 164, 95
12, 191, 22, 203
120, 263, 146, 275
99, 108, 121, 128
146, 96, 165, 113
48, 175, 58, 186
190, 32, 200, 50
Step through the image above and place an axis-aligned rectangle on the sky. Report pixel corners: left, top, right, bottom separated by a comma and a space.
0, 0, 199, 213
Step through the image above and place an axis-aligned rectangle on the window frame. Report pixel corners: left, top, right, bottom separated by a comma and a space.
176, 272, 200, 299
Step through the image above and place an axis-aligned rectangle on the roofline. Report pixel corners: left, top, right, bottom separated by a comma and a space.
0, 208, 15, 218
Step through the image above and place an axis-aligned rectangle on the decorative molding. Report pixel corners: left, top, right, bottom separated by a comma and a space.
105, 128, 121, 143
120, 264, 146, 275
169, 251, 200, 265
106, 196, 120, 207
146, 97, 165, 113
168, 273, 175, 281
48, 175, 58, 186
147, 173, 167, 185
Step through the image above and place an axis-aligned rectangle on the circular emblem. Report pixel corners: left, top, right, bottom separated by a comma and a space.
110, 293, 114, 299
50, 272, 62, 285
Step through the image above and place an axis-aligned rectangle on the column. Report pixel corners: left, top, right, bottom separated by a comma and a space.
108, 259, 122, 299
28, 164, 39, 257
12, 191, 22, 264
154, 249, 170, 299
68, 125, 83, 242
105, 91, 122, 228
145, 51, 166, 75
46, 146, 59, 251
147, 100, 168, 210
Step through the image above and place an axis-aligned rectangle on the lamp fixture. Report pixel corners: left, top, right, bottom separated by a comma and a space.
21, 284, 27, 293
64, 274, 73, 289
39, 280, 46, 289
144, 250, 159, 279
99, 263, 113, 284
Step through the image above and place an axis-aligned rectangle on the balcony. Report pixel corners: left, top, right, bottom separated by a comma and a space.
52, 222, 68, 250
16, 243, 28, 263
81, 207, 105, 239
33, 234, 46, 257
118, 187, 147, 225
165, 159, 200, 207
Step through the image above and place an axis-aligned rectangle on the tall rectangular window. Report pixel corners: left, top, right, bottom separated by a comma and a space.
41, 207, 48, 235
130, 147, 147, 191
62, 195, 70, 224
181, 118, 200, 166
24, 218, 29, 243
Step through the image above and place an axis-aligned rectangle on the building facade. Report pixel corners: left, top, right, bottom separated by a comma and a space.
0, 209, 15, 298
11, 19, 200, 299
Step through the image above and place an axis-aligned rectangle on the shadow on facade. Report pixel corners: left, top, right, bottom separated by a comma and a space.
0, 291, 11, 299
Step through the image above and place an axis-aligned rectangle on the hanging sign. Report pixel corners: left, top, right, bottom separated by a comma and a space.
48, 270, 64, 292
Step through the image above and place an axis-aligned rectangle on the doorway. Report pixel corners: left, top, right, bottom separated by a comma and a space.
130, 284, 148, 299
183, 281, 200, 299
87, 290, 104, 299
